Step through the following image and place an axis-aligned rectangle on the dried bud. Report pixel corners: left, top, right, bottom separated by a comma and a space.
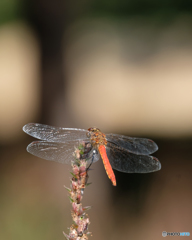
76, 191, 82, 203
74, 149, 81, 159
72, 164, 80, 176
71, 180, 78, 191
72, 202, 83, 216
77, 218, 89, 234
63, 228, 78, 240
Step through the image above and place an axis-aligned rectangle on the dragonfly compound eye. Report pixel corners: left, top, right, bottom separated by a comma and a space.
88, 127, 101, 133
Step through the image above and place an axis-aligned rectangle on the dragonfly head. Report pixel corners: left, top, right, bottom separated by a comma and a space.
87, 127, 101, 137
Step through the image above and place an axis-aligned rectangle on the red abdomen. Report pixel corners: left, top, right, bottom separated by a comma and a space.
98, 145, 116, 186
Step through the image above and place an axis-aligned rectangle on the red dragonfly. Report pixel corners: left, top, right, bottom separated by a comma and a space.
23, 123, 161, 186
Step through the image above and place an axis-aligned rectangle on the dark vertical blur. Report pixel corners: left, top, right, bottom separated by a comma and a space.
26, 0, 67, 123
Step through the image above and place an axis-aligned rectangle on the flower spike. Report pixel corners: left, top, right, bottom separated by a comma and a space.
63, 141, 91, 240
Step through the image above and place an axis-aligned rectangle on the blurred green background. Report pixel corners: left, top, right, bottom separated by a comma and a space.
0, 1, 192, 239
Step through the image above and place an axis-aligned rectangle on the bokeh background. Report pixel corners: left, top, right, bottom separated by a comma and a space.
1, 1, 192, 239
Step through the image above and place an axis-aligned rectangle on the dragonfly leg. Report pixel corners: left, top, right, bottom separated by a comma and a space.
86, 149, 98, 171
80, 142, 92, 160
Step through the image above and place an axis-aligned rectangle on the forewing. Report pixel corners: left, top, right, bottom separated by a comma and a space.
23, 123, 89, 142
106, 146, 161, 173
106, 133, 158, 155
27, 140, 81, 164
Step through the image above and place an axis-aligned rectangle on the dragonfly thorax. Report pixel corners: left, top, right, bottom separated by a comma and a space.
87, 127, 107, 149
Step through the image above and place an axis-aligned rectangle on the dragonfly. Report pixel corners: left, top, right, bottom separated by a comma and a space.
23, 123, 161, 186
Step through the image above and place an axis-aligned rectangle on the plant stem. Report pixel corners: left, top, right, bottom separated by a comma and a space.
63, 142, 92, 240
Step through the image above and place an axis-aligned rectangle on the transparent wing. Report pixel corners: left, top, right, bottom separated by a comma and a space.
106, 133, 158, 155
23, 123, 89, 142
26, 140, 80, 164
26, 140, 100, 165
106, 145, 161, 173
